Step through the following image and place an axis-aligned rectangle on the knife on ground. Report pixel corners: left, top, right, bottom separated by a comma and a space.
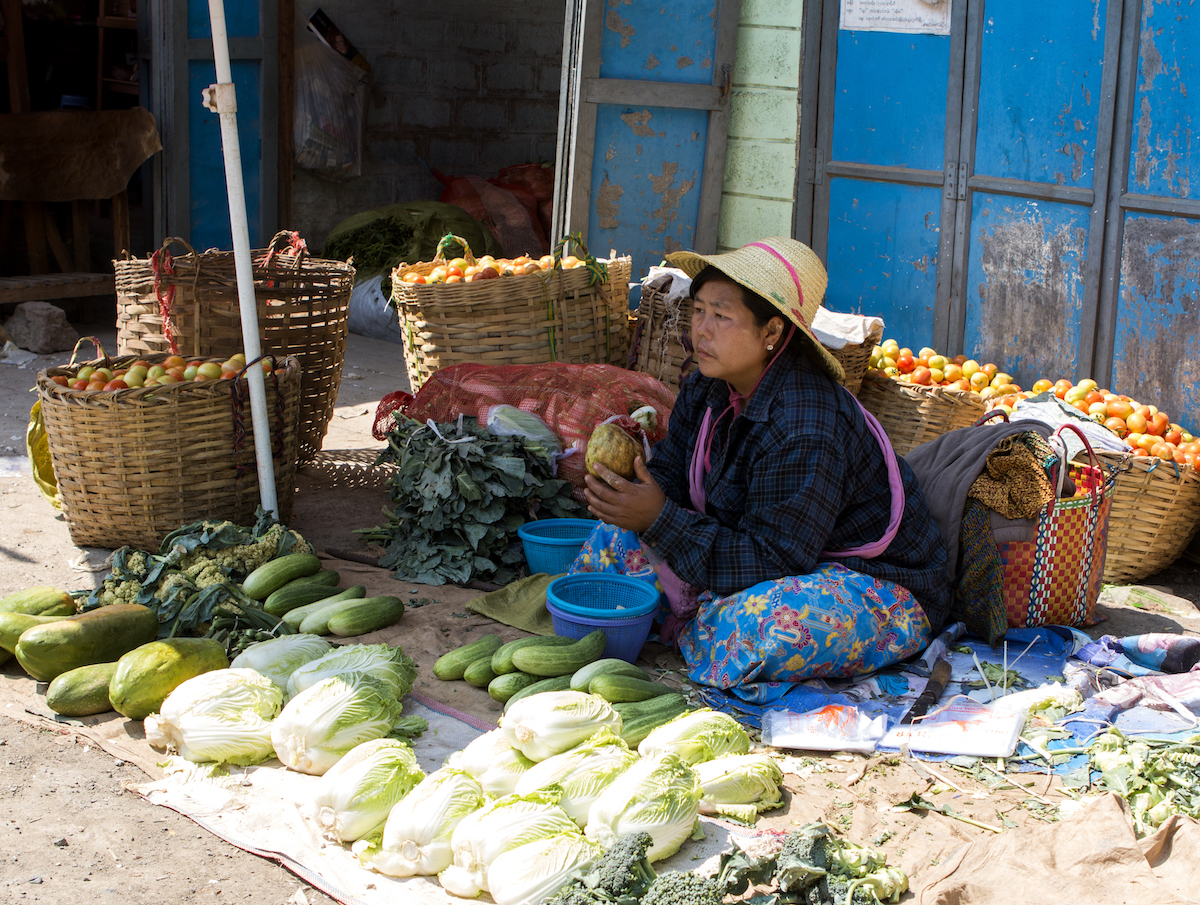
900, 656, 953, 725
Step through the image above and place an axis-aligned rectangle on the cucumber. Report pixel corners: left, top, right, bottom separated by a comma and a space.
14, 604, 159, 683
463, 656, 499, 688
108, 637, 229, 720
487, 671, 540, 703
588, 675, 674, 704
263, 577, 348, 617
570, 658, 650, 692
46, 662, 119, 717
0, 587, 76, 617
510, 629, 607, 677
0, 612, 73, 655
326, 597, 405, 637
491, 635, 575, 675
307, 570, 341, 586
613, 694, 691, 747
241, 552, 322, 600
434, 634, 503, 681
281, 586, 367, 629
502, 675, 573, 711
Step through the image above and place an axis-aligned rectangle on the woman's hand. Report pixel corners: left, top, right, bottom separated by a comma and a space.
584, 457, 666, 533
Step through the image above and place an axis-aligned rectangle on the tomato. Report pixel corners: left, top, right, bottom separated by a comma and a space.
943, 363, 963, 382
981, 362, 998, 379
1149, 412, 1170, 436
1032, 378, 1054, 393
123, 371, 145, 388
1164, 429, 1182, 445
50, 375, 69, 387
1138, 434, 1159, 453
918, 346, 937, 361
401, 271, 423, 283
449, 257, 470, 272
164, 355, 186, 370
196, 362, 224, 380
1088, 401, 1109, 417
70, 378, 89, 390
1076, 378, 1098, 393
962, 359, 980, 378
895, 354, 915, 374
1186, 453, 1198, 469
1103, 416, 1127, 437
103, 379, 128, 391
969, 371, 990, 391
446, 266, 464, 279
1106, 399, 1133, 420
445, 275, 463, 283
221, 370, 239, 380
522, 261, 542, 274
910, 366, 933, 386
953, 354, 968, 366
477, 266, 499, 280
929, 367, 945, 384
914, 356, 929, 369
1085, 390, 1105, 406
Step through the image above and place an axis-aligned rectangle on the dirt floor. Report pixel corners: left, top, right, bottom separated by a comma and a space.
2, 324, 1200, 904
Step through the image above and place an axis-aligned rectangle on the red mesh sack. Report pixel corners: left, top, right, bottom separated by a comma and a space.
372, 363, 676, 494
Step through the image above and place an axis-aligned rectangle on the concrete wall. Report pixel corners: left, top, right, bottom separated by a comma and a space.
716, 0, 804, 253
292, 0, 564, 248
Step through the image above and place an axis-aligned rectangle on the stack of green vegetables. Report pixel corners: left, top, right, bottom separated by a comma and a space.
359, 416, 583, 586
339, 687, 790, 905
1086, 727, 1200, 835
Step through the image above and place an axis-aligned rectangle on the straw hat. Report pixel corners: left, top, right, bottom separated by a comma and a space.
666, 237, 843, 381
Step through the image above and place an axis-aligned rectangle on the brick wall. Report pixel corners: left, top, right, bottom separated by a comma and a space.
293, 0, 564, 248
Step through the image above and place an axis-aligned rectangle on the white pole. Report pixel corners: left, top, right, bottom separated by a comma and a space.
205, 0, 279, 517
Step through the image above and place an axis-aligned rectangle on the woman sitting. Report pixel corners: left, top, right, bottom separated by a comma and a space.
573, 237, 950, 692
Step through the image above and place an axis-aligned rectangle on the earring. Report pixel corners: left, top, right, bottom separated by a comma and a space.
767, 344, 774, 351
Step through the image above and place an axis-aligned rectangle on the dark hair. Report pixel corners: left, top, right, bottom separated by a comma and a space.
690, 265, 811, 363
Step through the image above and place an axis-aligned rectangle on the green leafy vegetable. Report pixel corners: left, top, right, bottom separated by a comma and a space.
1087, 728, 1200, 835
359, 416, 582, 586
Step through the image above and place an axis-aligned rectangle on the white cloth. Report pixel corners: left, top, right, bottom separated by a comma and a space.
811, 307, 885, 349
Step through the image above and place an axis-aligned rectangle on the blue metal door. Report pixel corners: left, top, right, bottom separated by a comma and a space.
150, 0, 276, 250
1097, 0, 1200, 423
557, 0, 739, 281
803, 3, 960, 351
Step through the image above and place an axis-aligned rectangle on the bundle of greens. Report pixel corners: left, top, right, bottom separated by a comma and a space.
83, 509, 311, 641
359, 417, 582, 586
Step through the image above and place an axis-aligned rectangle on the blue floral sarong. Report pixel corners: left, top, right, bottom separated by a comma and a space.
570, 523, 931, 689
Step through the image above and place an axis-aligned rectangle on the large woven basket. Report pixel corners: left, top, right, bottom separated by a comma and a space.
36, 347, 301, 550
113, 232, 353, 462
392, 234, 632, 390
631, 284, 881, 395
1084, 450, 1200, 584
857, 369, 987, 457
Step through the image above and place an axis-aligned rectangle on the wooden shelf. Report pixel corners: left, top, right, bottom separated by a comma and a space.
0, 273, 116, 306
98, 15, 136, 29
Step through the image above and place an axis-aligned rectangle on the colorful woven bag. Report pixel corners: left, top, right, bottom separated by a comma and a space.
998, 423, 1117, 628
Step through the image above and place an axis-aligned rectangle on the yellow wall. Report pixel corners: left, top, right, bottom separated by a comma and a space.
717, 0, 804, 252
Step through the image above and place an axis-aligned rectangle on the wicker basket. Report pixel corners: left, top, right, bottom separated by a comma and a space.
36, 345, 301, 550
392, 234, 632, 390
1083, 450, 1200, 584
857, 369, 987, 457
113, 232, 353, 462
631, 284, 882, 395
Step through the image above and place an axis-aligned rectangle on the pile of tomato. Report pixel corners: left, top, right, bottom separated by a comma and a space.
48, 353, 279, 392
397, 253, 586, 285
869, 338, 1196, 467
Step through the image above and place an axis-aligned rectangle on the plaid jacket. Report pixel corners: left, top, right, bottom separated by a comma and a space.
643, 354, 952, 629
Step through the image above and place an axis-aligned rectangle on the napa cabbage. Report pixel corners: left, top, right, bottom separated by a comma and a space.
500, 691, 622, 762
585, 752, 702, 862
271, 673, 404, 775
285, 642, 417, 701
438, 788, 578, 898
637, 708, 750, 765
305, 738, 424, 842
447, 728, 535, 797
693, 752, 784, 824
487, 833, 602, 905
356, 767, 486, 877
229, 634, 332, 693
144, 668, 283, 766
513, 727, 638, 826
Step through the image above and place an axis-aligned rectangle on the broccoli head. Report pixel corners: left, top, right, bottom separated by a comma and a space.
543, 887, 601, 905
641, 871, 723, 905
546, 832, 656, 905
775, 822, 834, 893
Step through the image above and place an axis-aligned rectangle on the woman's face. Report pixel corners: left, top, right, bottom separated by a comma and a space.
691, 277, 782, 394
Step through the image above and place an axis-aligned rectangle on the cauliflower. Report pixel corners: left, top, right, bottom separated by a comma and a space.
176, 524, 314, 580
94, 577, 143, 608
183, 560, 229, 589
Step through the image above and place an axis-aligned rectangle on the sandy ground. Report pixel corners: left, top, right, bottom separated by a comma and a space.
2, 325, 1200, 904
